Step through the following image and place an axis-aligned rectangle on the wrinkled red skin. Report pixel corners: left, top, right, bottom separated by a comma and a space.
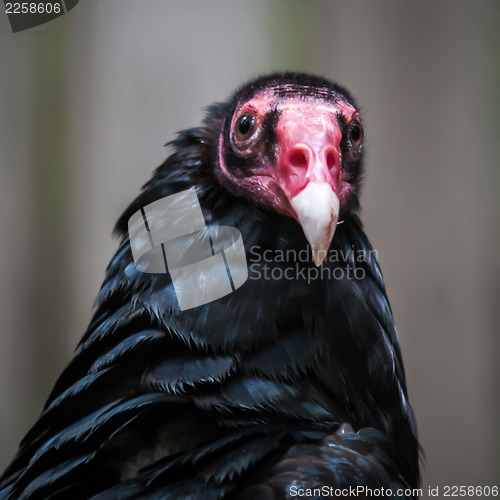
275, 103, 342, 199
218, 89, 358, 221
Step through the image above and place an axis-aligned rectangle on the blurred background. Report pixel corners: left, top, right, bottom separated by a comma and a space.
0, 0, 498, 494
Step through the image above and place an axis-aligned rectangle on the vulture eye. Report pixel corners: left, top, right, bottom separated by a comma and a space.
349, 120, 363, 146
234, 112, 257, 142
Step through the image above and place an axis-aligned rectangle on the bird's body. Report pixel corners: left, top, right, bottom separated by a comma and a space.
0, 73, 419, 499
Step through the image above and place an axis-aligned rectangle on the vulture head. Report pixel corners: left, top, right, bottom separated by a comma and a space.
214, 74, 364, 265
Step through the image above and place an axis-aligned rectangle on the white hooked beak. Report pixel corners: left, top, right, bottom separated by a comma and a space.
290, 182, 340, 266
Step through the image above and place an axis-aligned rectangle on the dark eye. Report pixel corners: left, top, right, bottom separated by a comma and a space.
349, 120, 363, 146
234, 112, 256, 141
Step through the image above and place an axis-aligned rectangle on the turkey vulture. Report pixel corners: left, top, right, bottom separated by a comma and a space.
0, 73, 420, 499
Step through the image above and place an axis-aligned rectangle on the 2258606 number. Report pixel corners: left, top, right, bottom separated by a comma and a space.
443, 485, 499, 496
5, 3, 62, 14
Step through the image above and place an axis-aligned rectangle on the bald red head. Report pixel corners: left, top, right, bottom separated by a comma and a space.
217, 74, 364, 265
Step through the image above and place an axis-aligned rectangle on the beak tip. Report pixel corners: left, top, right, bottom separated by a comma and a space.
312, 249, 326, 267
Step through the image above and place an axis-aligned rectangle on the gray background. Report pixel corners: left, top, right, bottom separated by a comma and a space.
0, 1, 499, 495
